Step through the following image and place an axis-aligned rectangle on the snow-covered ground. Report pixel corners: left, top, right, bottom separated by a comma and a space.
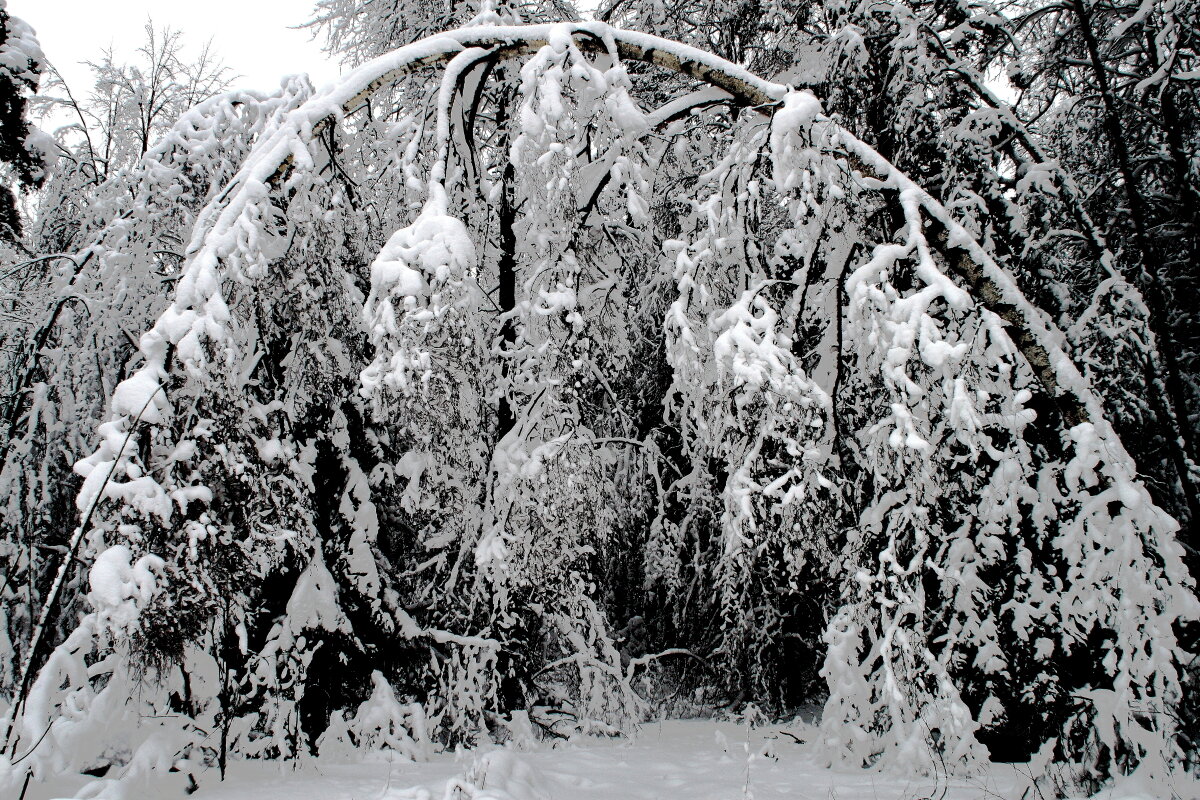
193, 719, 1200, 800
23, 719, 1036, 800
203, 721, 1026, 800
21, 716, 1199, 800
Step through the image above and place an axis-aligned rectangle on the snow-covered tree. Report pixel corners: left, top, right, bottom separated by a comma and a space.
1011, 0, 1200, 566
307, 0, 577, 65
0, 22, 243, 733
0, 79, 316, 792
29, 22, 233, 255
0, 0, 50, 241
0, 14, 1196, 800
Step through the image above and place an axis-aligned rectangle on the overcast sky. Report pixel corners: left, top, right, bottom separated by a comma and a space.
11, 0, 343, 97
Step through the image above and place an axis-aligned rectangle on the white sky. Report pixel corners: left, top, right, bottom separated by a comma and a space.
10, 0, 343, 97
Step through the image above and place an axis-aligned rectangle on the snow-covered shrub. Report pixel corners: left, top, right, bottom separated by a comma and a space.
317, 670, 431, 761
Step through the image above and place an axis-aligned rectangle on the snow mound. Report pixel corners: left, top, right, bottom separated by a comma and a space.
0, 2, 45, 84
361, 184, 477, 397
88, 545, 165, 631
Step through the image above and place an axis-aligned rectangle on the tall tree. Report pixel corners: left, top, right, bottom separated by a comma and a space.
29, 23, 233, 255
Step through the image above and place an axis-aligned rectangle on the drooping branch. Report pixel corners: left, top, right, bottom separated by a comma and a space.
262, 24, 785, 187
227, 23, 1102, 447
831, 132, 1098, 428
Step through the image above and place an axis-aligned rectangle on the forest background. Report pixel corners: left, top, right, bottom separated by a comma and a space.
1, 0, 1198, 798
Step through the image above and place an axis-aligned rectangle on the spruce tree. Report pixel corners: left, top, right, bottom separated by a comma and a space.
0, 0, 49, 240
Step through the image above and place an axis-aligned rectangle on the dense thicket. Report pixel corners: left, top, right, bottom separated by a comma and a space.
0, 2, 1197, 799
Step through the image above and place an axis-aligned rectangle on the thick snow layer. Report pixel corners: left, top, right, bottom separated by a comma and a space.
0, 1, 44, 84
18, 718, 1182, 800
285, 551, 352, 634
87, 545, 164, 631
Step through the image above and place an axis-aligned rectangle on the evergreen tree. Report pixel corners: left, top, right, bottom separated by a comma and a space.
0, 0, 50, 241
